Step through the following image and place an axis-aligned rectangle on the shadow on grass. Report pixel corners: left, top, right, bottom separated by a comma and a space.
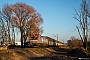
29, 46, 90, 60
51, 46, 90, 58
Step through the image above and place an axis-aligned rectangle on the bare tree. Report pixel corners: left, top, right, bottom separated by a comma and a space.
1, 4, 13, 44
0, 4, 12, 45
0, 12, 5, 42
68, 36, 83, 47
73, 0, 90, 50
70, 36, 76, 40
10, 2, 43, 47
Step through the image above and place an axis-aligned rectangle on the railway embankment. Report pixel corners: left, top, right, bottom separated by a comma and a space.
0, 47, 90, 60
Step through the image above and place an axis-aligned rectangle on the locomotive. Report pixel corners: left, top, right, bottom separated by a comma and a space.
29, 34, 56, 47
30, 34, 43, 47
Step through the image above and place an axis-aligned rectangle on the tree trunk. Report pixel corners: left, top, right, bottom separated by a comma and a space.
21, 30, 23, 48
83, 36, 87, 50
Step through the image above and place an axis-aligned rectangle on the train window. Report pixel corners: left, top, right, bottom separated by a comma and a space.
30, 35, 38, 40
30, 34, 40, 40
34, 36, 38, 38
31, 36, 34, 38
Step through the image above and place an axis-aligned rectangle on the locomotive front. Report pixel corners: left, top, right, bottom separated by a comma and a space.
30, 34, 42, 46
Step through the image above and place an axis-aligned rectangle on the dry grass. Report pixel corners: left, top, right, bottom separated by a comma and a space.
0, 47, 90, 60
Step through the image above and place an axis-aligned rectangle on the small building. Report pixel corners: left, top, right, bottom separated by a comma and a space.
15, 42, 21, 46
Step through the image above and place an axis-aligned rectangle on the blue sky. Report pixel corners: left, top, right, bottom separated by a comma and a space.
0, 0, 83, 42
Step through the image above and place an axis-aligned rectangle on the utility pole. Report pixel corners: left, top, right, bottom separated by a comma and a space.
52, 34, 58, 46
57, 34, 58, 46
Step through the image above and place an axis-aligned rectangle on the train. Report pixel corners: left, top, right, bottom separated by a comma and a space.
29, 34, 56, 47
